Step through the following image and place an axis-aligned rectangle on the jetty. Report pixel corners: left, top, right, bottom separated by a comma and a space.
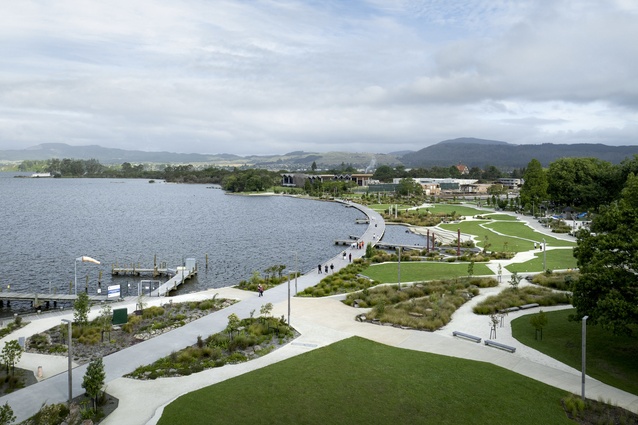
111, 258, 198, 297
111, 262, 171, 277
0, 293, 108, 309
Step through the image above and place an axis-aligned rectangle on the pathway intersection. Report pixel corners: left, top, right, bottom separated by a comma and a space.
2, 201, 637, 423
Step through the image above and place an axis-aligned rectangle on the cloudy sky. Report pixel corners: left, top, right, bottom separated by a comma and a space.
1, 0, 637, 155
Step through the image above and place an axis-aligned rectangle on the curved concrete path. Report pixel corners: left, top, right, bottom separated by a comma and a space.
2, 201, 637, 424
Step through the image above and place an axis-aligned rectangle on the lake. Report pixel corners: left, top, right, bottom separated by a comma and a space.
0, 173, 424, 313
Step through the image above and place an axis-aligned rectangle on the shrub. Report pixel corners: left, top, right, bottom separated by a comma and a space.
142, 306, 165, 319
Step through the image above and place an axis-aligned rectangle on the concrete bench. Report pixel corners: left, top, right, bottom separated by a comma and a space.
452, 331, 482, 343
520, 303, 540, 310
500, 307, 520, 313
484, 340, 516, 353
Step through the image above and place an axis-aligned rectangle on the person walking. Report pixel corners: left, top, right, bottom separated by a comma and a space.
257, 284, 264, 297
318, 264, 322, 274
349, 253, 352, 262
324, 264, 329, 274
330, 263, 334, 273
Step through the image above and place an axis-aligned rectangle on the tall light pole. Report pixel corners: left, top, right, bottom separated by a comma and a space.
290, 251, 298, 294
61, 319, 72, 405
542, 238, 546, 271
397, 246, 401, 291
287, 271, 291, 326
75, 256, 100, 295
582, 315, 589, 401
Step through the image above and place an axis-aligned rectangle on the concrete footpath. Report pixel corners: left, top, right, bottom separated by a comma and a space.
2, 202, 637, 423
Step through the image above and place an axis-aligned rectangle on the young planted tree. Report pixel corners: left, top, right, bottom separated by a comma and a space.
73, 291, 90, 326
467, 261, 474, 278
1, 340, 23, 376
226, 313, 241, 340
98, 304, 113, 342
529, 310, 548, 340
82, 358, 105, 411
509, 272, 522, 291
259, 303, 273, 322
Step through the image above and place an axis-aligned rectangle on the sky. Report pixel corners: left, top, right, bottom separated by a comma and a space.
1, 0, 637, 156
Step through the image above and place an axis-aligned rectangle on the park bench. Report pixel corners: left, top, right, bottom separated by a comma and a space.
520, 303, 540, 310
452, 331, 482, 343
484, 340, 516, 353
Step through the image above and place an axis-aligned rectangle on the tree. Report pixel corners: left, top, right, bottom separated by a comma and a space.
467, 261, 474, 278
73, 291, 90, 326
82, 358, 105, 411
547, 157, 617, 209
520, 158, 548, 211
311, 161, 317, 172
396, 178, 422, 197
226, 313, 241, 339
529, 310, 548, 340
260, 303, 273, 320
0, 402, 15, 425
573, 172, 638, 335
509, 272, 522, 291
1, 340, 22, 376
98, 304, 112, 342
373, 165, 395, 182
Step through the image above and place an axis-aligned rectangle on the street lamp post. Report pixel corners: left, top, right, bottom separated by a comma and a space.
287, 272, 291, 326
582, 315, 589, 401
74, 256, 101, 296
397, 247, 401, 291
542, 239, 546, 271
61, 319, 72, 405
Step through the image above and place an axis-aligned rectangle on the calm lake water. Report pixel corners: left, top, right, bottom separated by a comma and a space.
0, 173, 423, 313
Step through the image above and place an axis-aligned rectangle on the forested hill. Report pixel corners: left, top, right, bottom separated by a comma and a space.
401, 138, 638, 168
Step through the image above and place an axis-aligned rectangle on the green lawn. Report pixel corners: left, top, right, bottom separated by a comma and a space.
484, 222, 576, 247
440, 220, 532, 252
484, 213, 519, 221
440, 220, 575, 253
420, 204, 485, 217
158, 337, 573, 425
512, 309, 638, 396
506, 249, 577, 273
362, 261, 493, 283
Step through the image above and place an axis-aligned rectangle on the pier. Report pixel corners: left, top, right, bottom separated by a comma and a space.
0, 293, 108, 309
111, 258, 199, 297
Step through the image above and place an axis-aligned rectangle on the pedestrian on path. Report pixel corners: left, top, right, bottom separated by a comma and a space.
257, 284, 264, 297
349, 253, 352, 262
325, 264, 328, 274
318, 264, 322, 274
330, 263, 334, 273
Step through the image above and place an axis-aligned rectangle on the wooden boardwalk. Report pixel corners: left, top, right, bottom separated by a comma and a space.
149, 268, 195, 297
0, 292, 108, 308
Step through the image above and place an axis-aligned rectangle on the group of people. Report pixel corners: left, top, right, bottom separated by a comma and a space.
318, 263, 334, 274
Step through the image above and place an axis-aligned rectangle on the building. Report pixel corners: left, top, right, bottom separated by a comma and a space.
281, 173, 373, 188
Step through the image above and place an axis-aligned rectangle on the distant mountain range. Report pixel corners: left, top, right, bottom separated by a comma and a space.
1, 138, 637, 170
400, 137, 638, 168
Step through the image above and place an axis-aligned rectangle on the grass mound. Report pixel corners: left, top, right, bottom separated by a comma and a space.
158, 337, 574, 425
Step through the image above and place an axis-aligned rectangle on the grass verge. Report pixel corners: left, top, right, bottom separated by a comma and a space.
506, 249, 577, 273
512, 308, 638, 396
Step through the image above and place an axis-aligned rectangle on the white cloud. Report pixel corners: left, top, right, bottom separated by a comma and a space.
0, 0, 636, 156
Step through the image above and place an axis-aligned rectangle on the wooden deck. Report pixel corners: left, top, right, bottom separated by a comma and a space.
0, 292, 108, 308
